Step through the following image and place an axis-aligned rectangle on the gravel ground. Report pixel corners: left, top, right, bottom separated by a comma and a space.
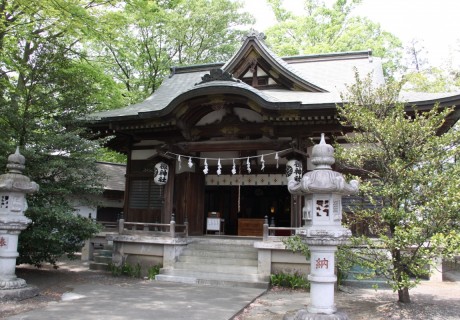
1, 258, 459, 320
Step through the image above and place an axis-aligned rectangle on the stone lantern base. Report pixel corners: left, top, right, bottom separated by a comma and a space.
284, 309, 349, 320
0, 284, 39, 301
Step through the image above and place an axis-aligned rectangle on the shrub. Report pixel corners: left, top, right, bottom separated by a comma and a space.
109, 262, 141, 278
147, 264, 162, 280
270, 272, 310, 290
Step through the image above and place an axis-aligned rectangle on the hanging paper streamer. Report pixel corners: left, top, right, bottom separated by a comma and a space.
217, 158, 222, 175
163, 149, 290, 175
246, 157, 251, 173
231, 159, 236, 175
203, 159, 209, 174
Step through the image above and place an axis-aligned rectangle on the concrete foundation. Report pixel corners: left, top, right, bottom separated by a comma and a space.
284, 309, 349, 320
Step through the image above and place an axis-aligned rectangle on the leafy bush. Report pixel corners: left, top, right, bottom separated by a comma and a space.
147, 264, 162, 280
282, 235, 353, 286
18, 205, 102, 268
109, 262, 142, 278
270, 272, 310, 290
282, 235, 310, 259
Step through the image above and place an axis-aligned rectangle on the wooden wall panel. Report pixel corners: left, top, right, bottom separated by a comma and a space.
174, 172, 205, 235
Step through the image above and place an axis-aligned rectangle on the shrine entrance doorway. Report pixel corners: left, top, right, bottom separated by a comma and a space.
204, 185, 291, 236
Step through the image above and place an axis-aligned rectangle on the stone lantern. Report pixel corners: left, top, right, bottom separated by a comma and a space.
287, 134, 358, 319
0, 147, 39, 300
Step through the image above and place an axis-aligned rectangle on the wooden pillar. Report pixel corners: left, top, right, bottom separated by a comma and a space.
162, 159, 175, 223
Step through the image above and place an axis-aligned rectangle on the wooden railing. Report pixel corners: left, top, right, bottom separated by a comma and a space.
97, 221, 119, 232
262, 216, 297, 241
116, 214, 188, 238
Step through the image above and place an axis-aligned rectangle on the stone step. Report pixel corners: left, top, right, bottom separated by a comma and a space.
93, 249, 113, 257
94, 255, 112, 264
156, 269, 269, 289
173, 262, 258, 274
178, 255, 257, 266
187, 243, 257, 252
89, 262, 110, 271
156, 237, 264, 288
181, 248, 257, 259
190, 237, 258, 246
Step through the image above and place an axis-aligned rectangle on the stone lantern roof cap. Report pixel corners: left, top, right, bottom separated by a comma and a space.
7, 147, 26, 174
0, 147, 39, 193
288, 133, 358, 195
311, 133, 335, 170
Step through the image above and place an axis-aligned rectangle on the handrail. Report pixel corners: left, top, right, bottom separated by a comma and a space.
118, 216, 188, 238
263, 218, 298, 241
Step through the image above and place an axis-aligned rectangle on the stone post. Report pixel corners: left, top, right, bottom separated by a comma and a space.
0, 147, 39, 300
286, 134, 359, 320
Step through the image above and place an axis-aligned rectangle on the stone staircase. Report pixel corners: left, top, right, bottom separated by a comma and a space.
156, 237, 268, 288
89, 244, 113, 271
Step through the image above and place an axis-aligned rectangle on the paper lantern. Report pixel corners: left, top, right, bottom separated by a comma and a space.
154, 162, 169, 185
286, 159, 302, 182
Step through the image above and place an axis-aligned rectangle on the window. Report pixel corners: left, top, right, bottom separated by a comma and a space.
128, 179, 162, 209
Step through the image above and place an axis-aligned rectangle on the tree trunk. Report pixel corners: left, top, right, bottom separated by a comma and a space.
398, 287, 411, 303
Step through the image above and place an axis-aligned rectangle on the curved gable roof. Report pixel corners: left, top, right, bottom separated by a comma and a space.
87, 32, 459, 126
222, 33, 327, 92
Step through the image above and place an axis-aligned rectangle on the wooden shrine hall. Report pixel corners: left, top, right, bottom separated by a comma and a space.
87, 31, 460, 237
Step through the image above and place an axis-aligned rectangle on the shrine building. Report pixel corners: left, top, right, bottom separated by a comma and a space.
87, 32, 460, 238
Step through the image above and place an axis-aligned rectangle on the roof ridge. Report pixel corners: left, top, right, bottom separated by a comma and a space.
283, 50, 372, 63
170, 63, 224, 75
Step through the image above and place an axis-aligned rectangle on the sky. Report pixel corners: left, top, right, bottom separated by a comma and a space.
244, 0, 460, 68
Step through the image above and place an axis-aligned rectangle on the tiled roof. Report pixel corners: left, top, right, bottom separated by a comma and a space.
89, 36, 459, 122
399, 92, 460, 103
291, 56, 384, 93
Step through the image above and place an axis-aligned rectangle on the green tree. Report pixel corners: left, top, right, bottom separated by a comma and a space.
403, 67, 460, 92
90, 0, 254, 104
403, 39, 460, 92
336, 73, 460, 303
265, 0, 403, 78
0, 0, 123, 266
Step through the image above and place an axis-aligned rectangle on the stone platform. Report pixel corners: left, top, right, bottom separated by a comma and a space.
0, 285, 39, 301
284, 309, 349, 320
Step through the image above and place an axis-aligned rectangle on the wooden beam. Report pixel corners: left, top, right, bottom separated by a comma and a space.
178, 140, 292, 153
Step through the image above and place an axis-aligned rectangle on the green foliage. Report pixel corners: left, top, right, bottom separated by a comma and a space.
96, 147, 127, 164
147, 264, 163, 280
283, 235, 353, 285
270, 272, 310, 290
265, 0, 403, 78
18, 206, 102, 267
336, 72, 460, 302
283, 235, 310, 259
0, 0, 123, 267
109, 262, 142, 278
336, 246, 354, 285
403, 67, 460, 93
90, 0, 254, 103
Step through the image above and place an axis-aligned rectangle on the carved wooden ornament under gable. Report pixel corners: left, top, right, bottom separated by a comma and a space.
195, 69, 240, 85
